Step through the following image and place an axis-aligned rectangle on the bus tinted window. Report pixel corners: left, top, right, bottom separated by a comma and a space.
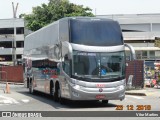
70, 19, 123, 46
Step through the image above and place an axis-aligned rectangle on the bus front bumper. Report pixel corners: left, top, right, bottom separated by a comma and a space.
69, 85, 125, 101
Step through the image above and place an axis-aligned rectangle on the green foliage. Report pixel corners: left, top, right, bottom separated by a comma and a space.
21, 0, 94, 31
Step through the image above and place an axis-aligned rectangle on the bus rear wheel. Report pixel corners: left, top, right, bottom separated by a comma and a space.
29, 80, 34, 94
50, 82, 54, 96
54, 82, 60, 102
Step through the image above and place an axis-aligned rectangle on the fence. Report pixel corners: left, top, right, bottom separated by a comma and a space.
126, 60, 144, 88
0, 65, 23, 83
0, 71, 7, 82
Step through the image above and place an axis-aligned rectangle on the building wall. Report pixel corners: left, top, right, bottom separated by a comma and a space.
97, 14, 160, 60
128, 43, 154, 47
0, 18, 24, 65
0, 19, 24, 28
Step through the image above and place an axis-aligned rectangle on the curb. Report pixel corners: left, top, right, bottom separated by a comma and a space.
0, 82, 24, 85
125, 92, 146, 96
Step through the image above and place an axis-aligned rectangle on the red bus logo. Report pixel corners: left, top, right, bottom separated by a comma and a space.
96, 84, 105, 88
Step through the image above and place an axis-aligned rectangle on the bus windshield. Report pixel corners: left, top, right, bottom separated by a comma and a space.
72, 51, 125, 82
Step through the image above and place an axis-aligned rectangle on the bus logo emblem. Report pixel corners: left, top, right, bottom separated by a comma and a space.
99, 88, 103, 92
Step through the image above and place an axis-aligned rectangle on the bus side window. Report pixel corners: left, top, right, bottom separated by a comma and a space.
62, 55, 70, 76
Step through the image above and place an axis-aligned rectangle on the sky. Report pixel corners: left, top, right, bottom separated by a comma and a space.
1, 0, 160, 19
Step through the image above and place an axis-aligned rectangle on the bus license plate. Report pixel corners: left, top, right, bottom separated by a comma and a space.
96, 95, 105, 99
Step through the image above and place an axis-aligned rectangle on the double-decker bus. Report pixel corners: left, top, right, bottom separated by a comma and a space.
23, 17, 135, 104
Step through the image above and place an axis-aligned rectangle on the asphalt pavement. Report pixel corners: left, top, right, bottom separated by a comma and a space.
0, 82, 160, 96
0, 83, 160, 120
0, 82, 24, 93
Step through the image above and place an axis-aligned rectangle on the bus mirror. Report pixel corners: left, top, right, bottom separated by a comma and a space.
64, 55, 69, 60
124, 44, 136, 60
67, 42, 73, 60
57, 63, 60, 68
68, 53, 72, 60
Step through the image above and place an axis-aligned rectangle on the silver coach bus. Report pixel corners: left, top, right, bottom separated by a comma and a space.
23, 17, 135, 104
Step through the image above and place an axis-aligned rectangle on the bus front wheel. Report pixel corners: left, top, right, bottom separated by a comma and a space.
102, 100, 108, 104
58, 88, 66, 104
54, 82, 65, 104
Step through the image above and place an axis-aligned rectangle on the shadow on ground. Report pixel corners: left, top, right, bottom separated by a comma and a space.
17, 89, 117, 110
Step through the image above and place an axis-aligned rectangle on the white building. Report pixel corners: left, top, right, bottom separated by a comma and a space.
98, 14, 160, 61
1, 15, 160, 65
0, 18, 24, 65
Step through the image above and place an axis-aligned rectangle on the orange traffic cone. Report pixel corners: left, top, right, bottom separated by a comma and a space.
5, 82, 10, 94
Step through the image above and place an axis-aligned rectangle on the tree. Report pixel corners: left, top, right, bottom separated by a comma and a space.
21, 0, 94, 31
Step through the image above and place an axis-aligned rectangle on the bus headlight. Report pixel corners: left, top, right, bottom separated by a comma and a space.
74, 85, 80, 89
118, 85, 125, 90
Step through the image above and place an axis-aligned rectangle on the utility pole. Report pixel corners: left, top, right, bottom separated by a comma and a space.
12, 2, 19, 66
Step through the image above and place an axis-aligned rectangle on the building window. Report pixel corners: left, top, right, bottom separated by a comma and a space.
0, 41, 12, 48
16, 27, 24, 34
0, 28, 14, 34
16, 41, 24, 48
16, 55, 22, 59
149, 51, 155, 59
142, 51, 147, 59
136, 51, 142, 59
0, 55, 12, 61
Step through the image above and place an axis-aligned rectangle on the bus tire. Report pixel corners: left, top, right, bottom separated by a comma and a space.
58, 88, 66, 104
102, 100, 108, 104
27, 78, 29, 88
54, 82, 59, 102
50, 81, 54, 99
29, 79, 34, 94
